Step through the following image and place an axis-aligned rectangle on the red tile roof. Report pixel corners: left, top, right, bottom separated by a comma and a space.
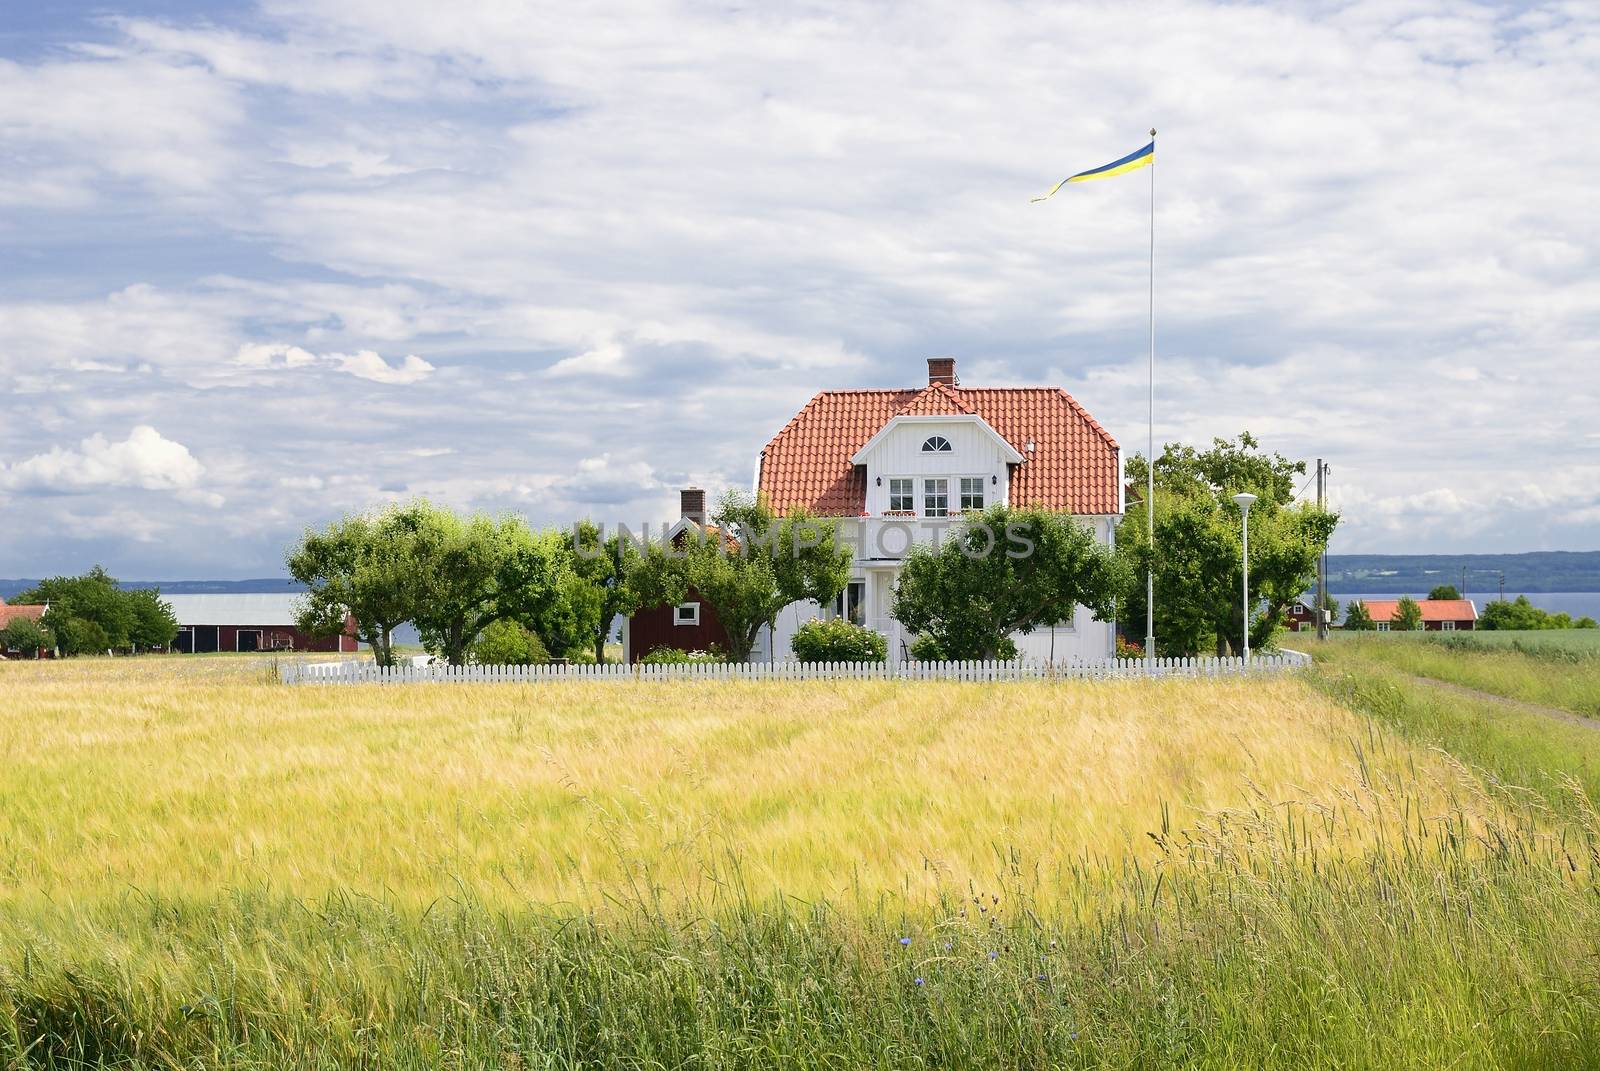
1360, 599, 1478, 623
759, 381, 1120, 516
0, 604, 46, 626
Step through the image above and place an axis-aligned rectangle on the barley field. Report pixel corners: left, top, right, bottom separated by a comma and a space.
2, 655, 1598, 1068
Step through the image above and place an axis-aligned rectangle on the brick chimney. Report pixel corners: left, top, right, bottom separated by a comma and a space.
927, 356, 957, 387
679, 486, 707, 521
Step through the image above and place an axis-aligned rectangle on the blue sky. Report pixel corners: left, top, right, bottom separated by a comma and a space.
1, 0, 1596, 578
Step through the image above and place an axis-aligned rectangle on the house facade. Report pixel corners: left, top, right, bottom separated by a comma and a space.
0, 597, 51, 658
750, 357, 1123, 662
623, 488, 735, 663
164, 594, 358, 653
1357, 598, 1478, 632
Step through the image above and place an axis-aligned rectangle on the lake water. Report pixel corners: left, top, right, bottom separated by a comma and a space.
1328, 592, 1600, 624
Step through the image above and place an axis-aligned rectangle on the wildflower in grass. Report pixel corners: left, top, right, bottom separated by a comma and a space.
915, 977, 925, 986
988, 950, 997, 961
899, 936, 912, 947
943, 941, 952, 951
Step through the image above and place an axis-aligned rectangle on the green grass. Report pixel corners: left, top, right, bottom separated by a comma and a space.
1320, 632, 1600, 718
6, 657, 1600, 1067
1311, 660, 1600, 816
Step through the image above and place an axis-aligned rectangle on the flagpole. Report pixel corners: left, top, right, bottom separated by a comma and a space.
1145, 127, 1156, 668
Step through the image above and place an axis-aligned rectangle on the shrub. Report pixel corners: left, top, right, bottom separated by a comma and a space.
57, 617, 110, 657
640, 647, 725, 665
0, 616, 51, 657
909, 633, 1016, 662
471, 620, 548, 665
790, 618, 887, 663
1115, 635, 1143, 659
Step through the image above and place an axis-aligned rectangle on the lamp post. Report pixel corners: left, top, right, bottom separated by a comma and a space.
1232, 493, 1257, 660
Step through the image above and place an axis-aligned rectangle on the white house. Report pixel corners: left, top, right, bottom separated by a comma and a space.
751, 357, 1123, 662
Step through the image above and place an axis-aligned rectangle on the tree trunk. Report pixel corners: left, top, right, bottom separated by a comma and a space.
594, 611, 613, 665
728, 624, 759, 664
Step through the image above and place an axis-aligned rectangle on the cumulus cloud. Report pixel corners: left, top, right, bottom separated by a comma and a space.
233, 342, 435, 384
0, 0, 1598, 575
331, 351, 435, 385
0, 426, 204, 493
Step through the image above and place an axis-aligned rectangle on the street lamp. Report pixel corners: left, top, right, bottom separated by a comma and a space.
1232, 493, 1258, 660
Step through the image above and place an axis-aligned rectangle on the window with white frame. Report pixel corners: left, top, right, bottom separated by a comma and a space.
1376, 621, 1390, 632
834, 580, 866, 625
1441, 620, 1456, 631
960, 476, 985, 512
921, 435, 952, 453
888, 477, 914, 512
924, 478, 949, 517
674, 602, 700, 626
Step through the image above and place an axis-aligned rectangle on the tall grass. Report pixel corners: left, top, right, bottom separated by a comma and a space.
3, 764, 1597, 1068
1320, 633, 1600, 718
5, 658, 1599, 1067
0, 659, 1456, 905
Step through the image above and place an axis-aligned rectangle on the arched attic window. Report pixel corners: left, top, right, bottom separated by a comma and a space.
921, 435, 952, 453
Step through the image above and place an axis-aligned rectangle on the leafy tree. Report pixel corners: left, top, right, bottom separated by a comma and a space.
20, 566, 137, 654
405, 506, 547, 667
1578, 617, 1598, 630
910, 632, 1017, 662
565, 521, 642, 664
1321, 592, 1340, 618
1, 616, 51, 658
1427, 584, 1461, 601
1116, 433, 1338, 656
288, 508, 431, 667
471, 619, 549, 665
791, 618, 887, 663
126, 588, 179, 651
891, 505, 1126, 660
1343, 599, 1374, 630
1394, 595, 1424, 631
629, 492, 851, 663
1475, 595, 1593, 631
58, 617, 110, 656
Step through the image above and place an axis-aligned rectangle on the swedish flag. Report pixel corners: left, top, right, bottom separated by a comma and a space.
1032, 141, 1154, 202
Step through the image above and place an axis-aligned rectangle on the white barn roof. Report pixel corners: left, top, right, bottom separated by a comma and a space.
163, 593, 310, 627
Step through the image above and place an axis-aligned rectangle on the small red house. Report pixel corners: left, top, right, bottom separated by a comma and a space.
0, 598, 51, 658
623, 488, 733, 663
1358, 598, 1478, 632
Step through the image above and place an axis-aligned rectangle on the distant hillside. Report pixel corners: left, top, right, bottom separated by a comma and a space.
1326, 551, 1600, 593
0, 578, 305, 601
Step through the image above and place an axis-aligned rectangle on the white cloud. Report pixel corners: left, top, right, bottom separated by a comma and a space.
331, 350, 435, 385
1, 0, 1598, 574
1, 426, 204, 494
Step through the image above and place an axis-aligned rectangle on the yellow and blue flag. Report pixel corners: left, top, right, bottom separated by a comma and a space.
1032, 141, 1153, 202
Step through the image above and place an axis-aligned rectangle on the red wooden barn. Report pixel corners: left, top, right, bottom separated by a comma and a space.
623, 488, 733, 663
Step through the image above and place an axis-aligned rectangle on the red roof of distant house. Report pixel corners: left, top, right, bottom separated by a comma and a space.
1360, 599, 1478, 623
758, 377, 1120, 516
0, 604, 46, 627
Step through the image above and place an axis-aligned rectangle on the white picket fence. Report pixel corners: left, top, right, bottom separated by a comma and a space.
283, 652, 1308, 685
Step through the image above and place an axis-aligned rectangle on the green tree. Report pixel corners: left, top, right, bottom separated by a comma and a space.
288, 508, 431, 667
565, 521, 642, 664
1427, 584, 1461, 601
470, 619, 548, 665
891, 505, 1126, 660
0, 616, 51, 658
404, 505, 547, 667
1394, 595, 1424, 631
629, 493, 851, 663
20, 566, 137, 655
1116, 433, 1338, 656
1344, 599, 1374, 630
126, 588, 179, 651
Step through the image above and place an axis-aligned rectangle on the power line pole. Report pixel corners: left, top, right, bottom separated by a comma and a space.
1316, 459, 1328, 641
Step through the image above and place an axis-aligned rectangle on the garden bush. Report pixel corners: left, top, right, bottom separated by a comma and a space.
791, 618, 887, 663
640, 647, 725, 665
470, 620, 548, 665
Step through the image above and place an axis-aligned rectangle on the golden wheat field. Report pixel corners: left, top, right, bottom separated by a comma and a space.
0, 655, 1471, 908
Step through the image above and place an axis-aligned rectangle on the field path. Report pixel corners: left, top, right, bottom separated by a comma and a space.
1399, 670, 1600, 730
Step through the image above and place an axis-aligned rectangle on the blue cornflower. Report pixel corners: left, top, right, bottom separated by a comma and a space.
943, 941, 952, 951
988, 950, 997, 960
914, 977, 925, 986
899, 936, 912, 947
